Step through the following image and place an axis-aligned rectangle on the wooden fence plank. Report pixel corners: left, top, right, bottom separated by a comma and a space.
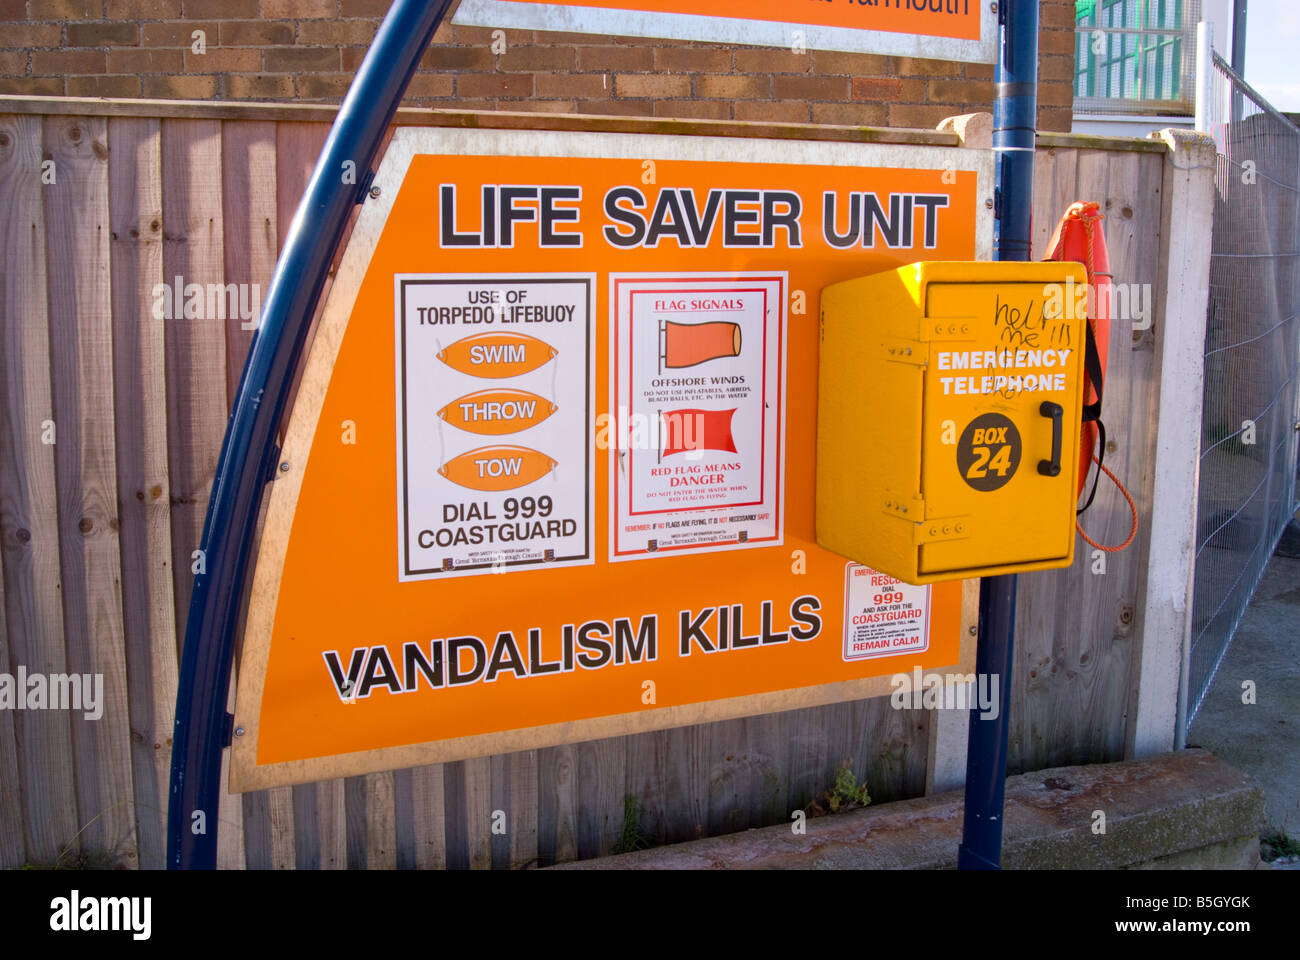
410, 765, 447, 869
394, 765, 448, 869
365, 770, 397, 869
1071, 149, 1150, 762
272, 122, 353, 873
489, 754, 510, 868
853, 698, 930, 805
464, 756, 492, 869
0, 542, 24, 865
784, 704, 831, 816
659, 724, 707, 844
623, 729, 672, 848
291, 780, 345, 869
1122, 149, 1168, 755
536, 745, 579, 866
0, 113, 78, 865
43, 114, 137, 867
222, 119, 295, 871
108, 116, 178, 871
577, 735, 625, 858
344, 774, 367, 868
506, 749, 539, 869
160, 117, 244, 868
219, 120, 276, 404
741, 712, 790, 827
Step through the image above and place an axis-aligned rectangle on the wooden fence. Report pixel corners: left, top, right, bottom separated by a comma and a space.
0, 96, 1172, 869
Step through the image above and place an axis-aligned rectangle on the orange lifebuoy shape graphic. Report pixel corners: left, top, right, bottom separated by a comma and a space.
662, 320, 742, 369
439, 444, 557, 491
437, 331, 557, 378
437, 388, 558, 436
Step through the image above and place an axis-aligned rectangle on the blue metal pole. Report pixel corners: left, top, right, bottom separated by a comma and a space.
957, 0, 1038, 871
166, 0, 454, 869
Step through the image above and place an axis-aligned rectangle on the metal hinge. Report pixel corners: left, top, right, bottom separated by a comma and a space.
913, 517, 972, 546
883, 340, 927, 365
918, 318, 979, 341
882, 495, 926, 519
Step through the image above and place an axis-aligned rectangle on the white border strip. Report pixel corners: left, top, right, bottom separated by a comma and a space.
454, 0, 996, 64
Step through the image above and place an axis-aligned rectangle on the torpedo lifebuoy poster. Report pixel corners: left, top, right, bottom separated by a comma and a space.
230, 124, 990, 790
397, 274, 595, 578
611, 273, 785, 559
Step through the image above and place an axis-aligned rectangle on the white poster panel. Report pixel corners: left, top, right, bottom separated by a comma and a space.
397, 273, 596, 579
610, 272, 785, 561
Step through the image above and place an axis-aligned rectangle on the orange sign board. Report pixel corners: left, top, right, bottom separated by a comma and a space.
230, 127, 992, 791
454, 0, 994, 61
509, 0, 977, 38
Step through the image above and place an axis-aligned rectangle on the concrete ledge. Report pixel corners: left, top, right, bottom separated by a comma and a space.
554, 749, 1263, 870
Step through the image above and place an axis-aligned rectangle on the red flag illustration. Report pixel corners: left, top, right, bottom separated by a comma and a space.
660, 408, 738, 458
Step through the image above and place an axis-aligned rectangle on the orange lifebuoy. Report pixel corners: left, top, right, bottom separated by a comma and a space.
1042, 200, 1110, 496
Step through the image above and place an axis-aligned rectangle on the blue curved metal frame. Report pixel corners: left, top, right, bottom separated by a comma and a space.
166, 0, 454, 869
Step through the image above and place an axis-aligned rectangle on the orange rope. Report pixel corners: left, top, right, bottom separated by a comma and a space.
1076, 453, 1138, 552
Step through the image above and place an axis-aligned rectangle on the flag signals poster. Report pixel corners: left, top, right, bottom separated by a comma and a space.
610, 273, 785, 560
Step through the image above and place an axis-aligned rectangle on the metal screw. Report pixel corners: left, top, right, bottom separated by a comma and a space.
969, 625, 978, 636
279, 461, 290, 472
990, 2, 998, 12
984, 198, 995, 209
234, 726, 245, 737
369, 185, 381, 199
1294, 421, 1300, 431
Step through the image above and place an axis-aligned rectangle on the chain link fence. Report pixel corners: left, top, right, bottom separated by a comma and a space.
1188, 52, 1300, 729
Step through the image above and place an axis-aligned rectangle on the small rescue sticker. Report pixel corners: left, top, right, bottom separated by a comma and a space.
843, 563, 931, 660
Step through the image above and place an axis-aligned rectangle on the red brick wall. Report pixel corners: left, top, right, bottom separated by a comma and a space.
0, 1, 1077, 132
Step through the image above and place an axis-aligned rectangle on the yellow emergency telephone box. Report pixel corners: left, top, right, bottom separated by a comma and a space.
817, 261, 1089, 585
